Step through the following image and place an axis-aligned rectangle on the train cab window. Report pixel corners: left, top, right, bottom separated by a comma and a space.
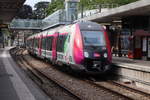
81, 31, 106, 46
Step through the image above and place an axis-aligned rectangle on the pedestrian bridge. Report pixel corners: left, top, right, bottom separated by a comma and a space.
9, 19, 42, 30
9, 0, 150, 30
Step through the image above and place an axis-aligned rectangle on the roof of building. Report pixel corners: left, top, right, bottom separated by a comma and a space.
0, 0, 25, 25
81, 0, 150, 23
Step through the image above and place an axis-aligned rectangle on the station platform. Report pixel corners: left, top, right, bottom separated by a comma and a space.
112, 56, 150, 73
0, 47, 50, 100
112, 56, 150, 91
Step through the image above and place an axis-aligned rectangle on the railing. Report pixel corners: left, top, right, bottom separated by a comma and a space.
10, 4, 119, 30
78, 4, 119, 19
42, 9, 70, 30
9, 19, 43, 30
10, 9, 70, 30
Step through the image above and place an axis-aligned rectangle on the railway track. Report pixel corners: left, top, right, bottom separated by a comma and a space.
11, 48, 150, 100
86, 79, 150, 100
109, 81, 150, 98
12, 48, 80, 100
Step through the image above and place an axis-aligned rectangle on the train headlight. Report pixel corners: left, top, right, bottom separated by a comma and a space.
104, 53, 108, 58
84, 52, 89, 58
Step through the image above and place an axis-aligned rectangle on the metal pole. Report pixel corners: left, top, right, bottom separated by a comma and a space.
81, 3, 84, 18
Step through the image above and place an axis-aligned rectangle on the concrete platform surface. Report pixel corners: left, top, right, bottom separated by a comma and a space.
0, 47, 51, 100
112, 56, 150, 72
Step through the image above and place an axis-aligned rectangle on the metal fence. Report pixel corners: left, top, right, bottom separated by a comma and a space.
78, 4, 119, 19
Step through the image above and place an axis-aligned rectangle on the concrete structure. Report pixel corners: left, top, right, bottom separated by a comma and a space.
78, 0, 150, 60
65, 0, 79, 22
0, 0, 25, 47
81, 0, 150, 23
113, 57, 150, 91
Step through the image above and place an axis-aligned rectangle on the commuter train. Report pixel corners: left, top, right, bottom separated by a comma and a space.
26, 21, 112, 74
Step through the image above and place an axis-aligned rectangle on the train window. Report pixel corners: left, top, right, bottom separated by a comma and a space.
38, 39, 40, 48
68, 35, 70, 42
57, 35, 67, 52
34, 39, 38, 48
33, 39, 36, 48
46, 36, 53, 51
42, 38, 46, 50
29, 40, 31, 47
56, 36, 61, 52
81, 31, 106, 46
49, 37, 53, 50
31, 39, 34, 48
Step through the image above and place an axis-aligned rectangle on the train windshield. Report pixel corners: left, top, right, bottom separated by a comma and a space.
81, 31, 106, 46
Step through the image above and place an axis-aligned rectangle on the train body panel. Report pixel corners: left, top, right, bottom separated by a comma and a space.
26, 21, 112, 74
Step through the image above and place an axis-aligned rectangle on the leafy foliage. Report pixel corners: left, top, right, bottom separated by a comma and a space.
46, 0, 139, 15
46, 0, 64, 15
16, 5, 33, 19
33, 1, 49, 19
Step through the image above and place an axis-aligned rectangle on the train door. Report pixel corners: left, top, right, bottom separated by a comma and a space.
52, 32, 59, 61
148, 37, 150, 59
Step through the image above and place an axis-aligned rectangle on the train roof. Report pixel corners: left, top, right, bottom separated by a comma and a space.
77, 21, 104, 31
27, 21, 104, 40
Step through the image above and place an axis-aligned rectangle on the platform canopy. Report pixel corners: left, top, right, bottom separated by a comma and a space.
82, 0, 150, 23
0, 0, 25, 25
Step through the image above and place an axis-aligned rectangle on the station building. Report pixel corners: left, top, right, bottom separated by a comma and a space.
80, 0, 150, 61
121, 16, 150, 60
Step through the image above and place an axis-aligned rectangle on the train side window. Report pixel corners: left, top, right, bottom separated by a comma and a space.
35, 39, 38, 48
42, 38, 46, 50
34, 39, 36, 48
37, 38, 39, 48
57, 35, 62, 52
49, 37, 53, 50
46, 37, 49, 50
68, 35, 70, 42
35, 39, 37, 48
56, 36, 61, 52
57, 34, 68, 52
62, 35, 67, 52
46, 36, 53, 51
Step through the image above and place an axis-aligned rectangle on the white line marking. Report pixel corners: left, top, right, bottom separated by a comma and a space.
1, 49, 36, 100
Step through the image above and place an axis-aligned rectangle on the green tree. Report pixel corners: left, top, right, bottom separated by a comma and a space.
33, 1, 50, 19
46, 0, 139, 15
46, 0, 64, 15
16, 5, 33, 19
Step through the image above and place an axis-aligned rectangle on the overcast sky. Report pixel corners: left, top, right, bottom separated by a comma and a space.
24, 0, 51, 8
